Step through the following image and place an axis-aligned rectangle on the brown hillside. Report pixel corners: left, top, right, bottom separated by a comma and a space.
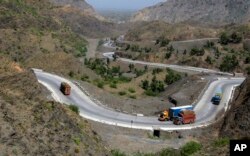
131, 0, 250, 27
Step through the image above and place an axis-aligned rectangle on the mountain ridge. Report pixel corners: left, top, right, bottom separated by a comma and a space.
131, 0, 250, 26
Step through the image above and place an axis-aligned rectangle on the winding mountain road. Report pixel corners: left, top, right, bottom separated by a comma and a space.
34, 68, 244, 131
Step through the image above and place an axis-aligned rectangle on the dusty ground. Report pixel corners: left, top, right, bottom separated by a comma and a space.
90, 119, 223, 155
90, 121, 188, 154
86, 38, 100, 58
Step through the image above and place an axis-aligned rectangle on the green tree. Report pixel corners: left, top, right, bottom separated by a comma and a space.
231, 32, 242, 43
183, 49, 187, 55
205, 56, 213, 64
141, 80, 149, 90
125, 44, 130, 51
190, 48, 205, 56
165, 69, 181, 85
215, 47, 221, 59
107, 58, 110, 65
113, 54, 117, 61
128, 64, 135, 72
219, 55, 238, 72
144, 65, 148, 71
168, 45, 175, 53
245, 57, 250, 64
68, 71, 75, 78
246, 66, 250, 75
220, 32, 229, 45
165, 52, 172, 59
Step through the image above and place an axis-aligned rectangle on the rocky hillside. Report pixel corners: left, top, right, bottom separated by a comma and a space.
220, 76, 250, 138
131, 0, 250, 26
50, 0, 105, 21
50, 0, 122, 37
125, 21, 219, 41
0, 65, 108, 155
0, 0, 109, 155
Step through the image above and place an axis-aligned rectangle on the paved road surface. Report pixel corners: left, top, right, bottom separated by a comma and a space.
34, 69, 244, 131
103, 52, 232, 76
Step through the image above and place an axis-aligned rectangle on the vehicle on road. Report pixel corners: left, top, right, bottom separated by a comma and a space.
173, 110, 196, 125
158, 110, 170, 121
159, 105, 193, 121
211, 87, 222, 105
211, 94, 222, 105
169, 105, 193, 120
60, 82, 71, 95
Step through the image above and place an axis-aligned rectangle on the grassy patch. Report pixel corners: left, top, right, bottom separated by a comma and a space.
73, 137, 81, 146
118, 91, 127, 96
44, 102, 54, 111
180, 141, 202, 156
111, 149, 126, 156
128, 88, 135, 93
97, 81, 104, 88
129, 95, 137, 99
69, 105, 79, 115
145, 89, 158, 96
212, 138, 229, 147
110, 83, 117, 88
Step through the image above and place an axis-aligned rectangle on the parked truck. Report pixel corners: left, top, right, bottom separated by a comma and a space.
60, 82, 71, 95
173, 110, 196, 125
158, 105, 193, 121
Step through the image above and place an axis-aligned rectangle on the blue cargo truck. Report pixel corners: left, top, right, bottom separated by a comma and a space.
169, 105, 193, 120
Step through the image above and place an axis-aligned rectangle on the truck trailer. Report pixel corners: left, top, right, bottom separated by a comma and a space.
168, 105, 193, 120
159, 105, 193, 121
60, 82, 71, 95
173, 110, 196, 125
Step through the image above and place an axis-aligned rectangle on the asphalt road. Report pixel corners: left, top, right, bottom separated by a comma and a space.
34, 69, 244, 131
102, 52, 232, 76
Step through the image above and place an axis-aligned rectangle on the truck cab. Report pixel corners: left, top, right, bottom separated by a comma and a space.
60, 82, 71, 95
158, 110, 169, 121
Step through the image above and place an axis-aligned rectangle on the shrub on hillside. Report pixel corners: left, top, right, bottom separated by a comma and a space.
180, 141, 202, 156
118, 91, 126, 96
165, 69, 181, 85
69, 105, 79, 114
219, 55, 238, 72
220, 32, 242, 45
190, 48, 205, 56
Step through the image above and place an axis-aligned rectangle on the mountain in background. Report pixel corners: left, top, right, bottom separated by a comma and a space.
49, 0, 123, 37
131, 0, 250, 26
50, 0, 105, 21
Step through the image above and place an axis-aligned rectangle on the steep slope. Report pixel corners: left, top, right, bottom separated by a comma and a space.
0, 1, 109, 155
220, 77, 250, 138
0, 66, 108, 155
50, 0, 105, 21
125, 21, 219, 41
131, 0, 250, 26
50, 0, 121, 37
0, 0, 100, 79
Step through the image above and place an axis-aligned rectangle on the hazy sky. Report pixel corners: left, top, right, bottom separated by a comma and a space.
86, 0, 165, 11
